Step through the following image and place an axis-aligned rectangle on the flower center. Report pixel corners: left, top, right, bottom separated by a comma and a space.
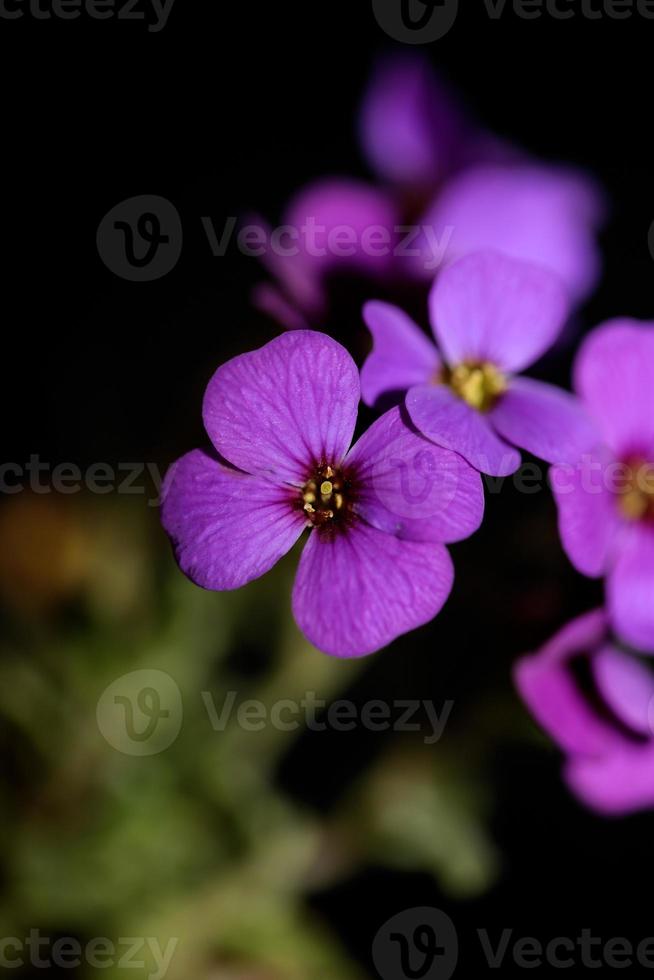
440, 361, 507, 413
301, 464, 353, 529
617, 458, 654, 522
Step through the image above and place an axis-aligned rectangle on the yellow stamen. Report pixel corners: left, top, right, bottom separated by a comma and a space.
617, 460, 654, 522
320, 480, 333, 496
441, 361, 508, 413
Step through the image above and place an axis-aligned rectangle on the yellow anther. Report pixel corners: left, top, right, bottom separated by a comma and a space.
301, 466, 350, 527
442, 361, 507, 413
620, 489, 649, 521
617, 460, 654, 523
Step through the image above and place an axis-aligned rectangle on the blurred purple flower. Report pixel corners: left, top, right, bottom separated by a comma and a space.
254, 179, 401, 329
515, 609, 654, 816
551, 320, 654, 652
362, 251, 596, 477
255, 54, 605, 327
161, 331, 484, 658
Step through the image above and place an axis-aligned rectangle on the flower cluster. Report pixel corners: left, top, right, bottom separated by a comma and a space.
162, 56, 654, 814
254, 54, 605, 330
515, 319, 654, 816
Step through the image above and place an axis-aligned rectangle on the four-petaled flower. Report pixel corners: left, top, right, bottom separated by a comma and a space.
362, 251, 596, 477
551, 320, 654, 652
515, 609, 654, 816
162, 331, 484, 658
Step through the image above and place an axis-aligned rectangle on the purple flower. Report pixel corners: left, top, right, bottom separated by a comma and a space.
515, 609, 654, 816
161, 331, 484, 658
551, 320, 654, 652
359, 52, 477, 191
255, 55, 605, 328
253, 179, 401, 329
361, 54, 605, 304
362, 251, 597, 477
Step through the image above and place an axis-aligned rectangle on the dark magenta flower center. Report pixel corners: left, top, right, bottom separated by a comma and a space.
301, 464, 356, 530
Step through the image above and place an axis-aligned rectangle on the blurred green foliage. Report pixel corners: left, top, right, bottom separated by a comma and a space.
0, 493, 503, 978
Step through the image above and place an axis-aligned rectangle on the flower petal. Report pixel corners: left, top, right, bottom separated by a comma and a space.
550, 448, 620, 578
360, 301, 440, 408
406, 383, 521, 477
161, 450, 305, 591
292, 522, 454, 658
346, 405, 484, 544
358, 53, 469, 187
252, 214, 326, 320
282, 177, 400, 279
607, 528, 654, 652
592, 645, 654, 737
429, 251, 570, 374
419, 163, 605, 302
574, 319, 654, 457
257, 179, 401, 323
514, 609, 619, 756
566, 744, 654, 817
203, 331, 360, 484
490, 377, 599, 464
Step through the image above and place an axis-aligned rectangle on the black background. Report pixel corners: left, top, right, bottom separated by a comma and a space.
2, 0, 654, 975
